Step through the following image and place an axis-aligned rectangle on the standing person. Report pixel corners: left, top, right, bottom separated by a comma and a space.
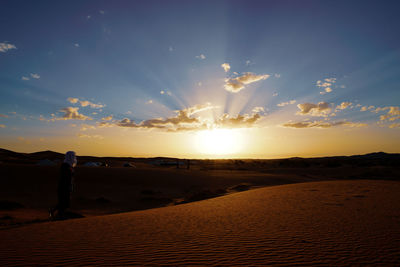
49, 151, 77, 219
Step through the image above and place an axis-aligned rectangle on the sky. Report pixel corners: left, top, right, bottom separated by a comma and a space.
0, 0, 399, 158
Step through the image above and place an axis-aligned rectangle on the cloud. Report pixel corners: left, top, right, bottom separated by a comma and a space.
224, 72, 270, 93
389, 123, 400, 128
67, 97, 104, 108
169, 46, 173, 52
282, 120, 367, 129
277, 100, 296, 107
0, 124, 5, 128
22, 76, 30, 81
160, 90, 165, 94
78, 133, 104, 139
245, 60, 251, 66
274, 74, 281, 78
196, 54, 206, 60
116, 103, 216, 129
67, 97, 79, 104
379, 106, 400, 121
0, 42, 17, 53
99, 10, 105, 14
336, 102, 352, 110
101, 115, 113, 121
87, 15, 91, 19
221, 63, 230, 72
58, 107, 92, 120
360, 105, 375, 112
79, 100, 104, 108
317, 78, 336, 94
74, 43, 80, 47
146, 100, 153, 104
252, 106, 265, 113
114, 103, 264, 132
80, 124, 96, 131
296, 102, 332, 117
30, 73, 40, 79
0, 114, 9, 118
215, 113, 262, 129
272, 92, 278, 96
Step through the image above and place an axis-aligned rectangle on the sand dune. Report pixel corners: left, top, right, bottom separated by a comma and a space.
1, 180, 400, 265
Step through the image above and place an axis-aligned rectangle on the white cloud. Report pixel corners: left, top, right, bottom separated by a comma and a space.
22, 76, 30, 81
169, 46, 173, 52
215, 113, 262, 129
0, 42, 17, 53
87, 102, 104, 108
30, 73, 40, 79
160, 90, 165, 95
58, 107, 92, 120
78, 133, 104, 139
282, 120, 367, 128
87, 15, 91, 19
389, 123, 400, 128
277, 100, 296, 107
101, 115, 113, 121
274, 74, 281, 78
146, 100, 153, 104
273, 92, 278, 96
67, 97, 79, 104
221, 63, 231, 72
245, 60, 251, 66
196, 54, 206, 60
336, 102, 352, 110
67, 97, 104, 108
252, 106, 265, 113
114, 103, 266, 132
296, 102, 332, 117
224, 72, 270, 93
74, 43, 80, 47
80, 124, 96, 131
316, 77, 336, 94
379, 106, 400, 121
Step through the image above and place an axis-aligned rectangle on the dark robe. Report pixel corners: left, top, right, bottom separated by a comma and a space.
57, 162, 74, 211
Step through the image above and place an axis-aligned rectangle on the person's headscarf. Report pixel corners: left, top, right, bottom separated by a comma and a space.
64, 151, 77, 167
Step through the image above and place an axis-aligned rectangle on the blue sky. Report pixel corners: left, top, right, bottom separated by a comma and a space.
0, 0, 399, 157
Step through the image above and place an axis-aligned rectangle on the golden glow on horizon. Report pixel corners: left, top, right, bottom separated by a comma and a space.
195, 128, 244, 155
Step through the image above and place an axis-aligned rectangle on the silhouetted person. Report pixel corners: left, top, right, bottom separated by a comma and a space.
49, 151, 77, 219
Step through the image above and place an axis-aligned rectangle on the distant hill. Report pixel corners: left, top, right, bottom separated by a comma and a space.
0, 148, 399, 168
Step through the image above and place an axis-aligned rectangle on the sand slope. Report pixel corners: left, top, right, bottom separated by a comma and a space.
1, 180, 400, 266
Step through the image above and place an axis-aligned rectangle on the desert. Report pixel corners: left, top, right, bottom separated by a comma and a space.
0, 149, 399, 265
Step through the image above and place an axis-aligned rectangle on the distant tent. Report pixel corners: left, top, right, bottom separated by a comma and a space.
36, 159, 56, 166
123, 162, 136, 168
83, 162, 101, 167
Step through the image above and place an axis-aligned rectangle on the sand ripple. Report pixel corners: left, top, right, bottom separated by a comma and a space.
1, 180, 400, 265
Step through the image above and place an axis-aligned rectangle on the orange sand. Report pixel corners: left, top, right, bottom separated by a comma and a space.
1, 180, 399, 265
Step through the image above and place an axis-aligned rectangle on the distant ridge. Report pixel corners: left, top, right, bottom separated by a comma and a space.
0, 148, 399, 167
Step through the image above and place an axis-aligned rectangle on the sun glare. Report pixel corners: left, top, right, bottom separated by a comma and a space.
195, 128, 244, 156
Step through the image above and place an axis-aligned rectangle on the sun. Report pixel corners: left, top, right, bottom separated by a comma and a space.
195, 128, 244, 156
